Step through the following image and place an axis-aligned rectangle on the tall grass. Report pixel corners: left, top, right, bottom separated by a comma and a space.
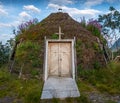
0, 67, 43, 103
1, 62, 120, 102
78, 62, 120, 94
15, 41, 42, 77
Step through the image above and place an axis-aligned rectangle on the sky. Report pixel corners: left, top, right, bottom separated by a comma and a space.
0, 0, 120, 44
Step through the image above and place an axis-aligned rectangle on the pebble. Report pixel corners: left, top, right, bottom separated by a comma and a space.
85, 92, 120, 103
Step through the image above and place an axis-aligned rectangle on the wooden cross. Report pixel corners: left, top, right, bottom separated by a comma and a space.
56, 26, 64, 40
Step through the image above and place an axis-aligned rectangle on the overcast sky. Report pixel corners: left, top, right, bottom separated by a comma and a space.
0, 0, 120, 43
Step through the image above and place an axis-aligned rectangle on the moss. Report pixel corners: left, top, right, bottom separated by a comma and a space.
30, 69, 39, 77
76, 39, 82, 47
15, 41, 42, 76
15, 12, 107, 70
93, 61, 101, 69
51, 34, 59, 39
93, 42, 99, 51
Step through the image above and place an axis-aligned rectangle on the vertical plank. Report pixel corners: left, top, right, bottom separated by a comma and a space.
60, 43, 71, 77
48, 43, 59, 76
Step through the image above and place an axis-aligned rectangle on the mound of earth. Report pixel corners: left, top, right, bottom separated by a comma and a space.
12, 12, 106, 76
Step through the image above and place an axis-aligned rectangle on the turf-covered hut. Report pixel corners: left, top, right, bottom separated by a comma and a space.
12, 12, 107, 77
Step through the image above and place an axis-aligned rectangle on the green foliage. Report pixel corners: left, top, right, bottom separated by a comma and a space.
24, 83, 41, 103
78, 62, 120, 94
0, 42, 10, 67
106, 100, 117, 103
75, 94, 92, 103
93, 61, 101, 69
93, 42, 99, 51
98, 6, 120, 34
0, 68, 43, 102
0, 68, 11, 85
0, 68, 15, 98
76, 39, 82, 56
51, 34, 59, 39
87, 24, 101, 37
98, 6, 120, 49
113, 49, 120, 59
16, 41, 41, 64
17, 41, 40, 51
0, 68, 92, 103
15, 41, 41, 75
31, 69, 39, 77
80, 17, 107, 45
17, 18, 38, 35
1, 63, 120, 103
77, 80, 94, 92
77, 64, 83, 76
76, 39, 82, 47
80, 17, 86, 28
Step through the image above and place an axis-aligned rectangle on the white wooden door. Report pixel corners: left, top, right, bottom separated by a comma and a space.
48, 42, 71, 77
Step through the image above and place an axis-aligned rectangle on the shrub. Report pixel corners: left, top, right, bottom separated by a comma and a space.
0, 69, 11, 82
31, 69, 39, 77
80, 17, 86, 28
17, 18, 38, 34
15, 41, 41, 75
24, 88, 41, 103
51, 34, 59, 39
78, 62, 120, 94
93, 61, 101, 69
0, 42, 10, 67
93, 42, 99, 51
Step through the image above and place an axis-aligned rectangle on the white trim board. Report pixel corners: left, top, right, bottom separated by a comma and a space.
44, 39, 76, 81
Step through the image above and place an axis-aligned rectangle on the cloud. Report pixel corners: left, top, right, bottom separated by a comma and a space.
24, 5, 41, 13
0, 5, 8, 16
48, 3, 101, 17
19, 11, 31, 20
84, 0, 119, 7
0, 21, 21, 43
84, 0, 104, 7
0, 34, 14, 44
106, 0, 118, 2
0, 23, 12, 28
0, 20, 20, 29
49, 0, 73, 5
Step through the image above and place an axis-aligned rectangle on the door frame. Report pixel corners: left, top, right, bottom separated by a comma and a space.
44, 39, 75, 81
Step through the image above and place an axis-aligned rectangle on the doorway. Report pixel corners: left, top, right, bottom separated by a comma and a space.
48, 42, 72, 77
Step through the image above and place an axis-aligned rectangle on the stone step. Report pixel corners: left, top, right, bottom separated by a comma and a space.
41, 77, 80, 99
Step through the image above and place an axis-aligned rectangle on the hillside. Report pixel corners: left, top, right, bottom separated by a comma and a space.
13, 12, 106, 76
0, 63, 120, 103
0, 12, 120, 103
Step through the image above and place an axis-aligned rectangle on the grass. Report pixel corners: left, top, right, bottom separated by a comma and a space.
78, 62, 120, 94
0, 67, 92, 103
15, 41, 42, 76
0, 67, 43, 103
40, 95, 92, 103
0, 62, 120, 103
